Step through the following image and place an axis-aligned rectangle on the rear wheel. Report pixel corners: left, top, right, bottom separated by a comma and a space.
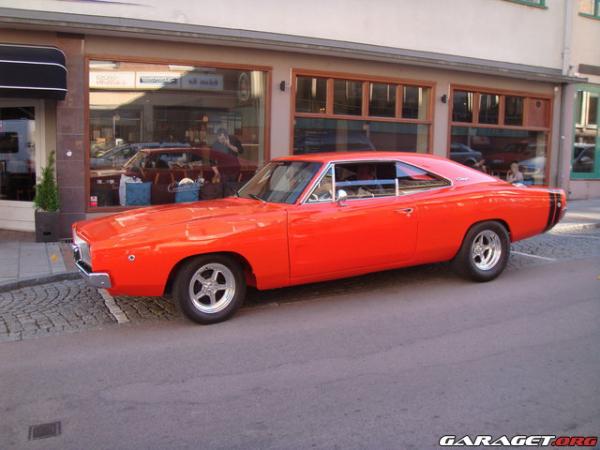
174, 255, 246, 324
452, 221, 509, 282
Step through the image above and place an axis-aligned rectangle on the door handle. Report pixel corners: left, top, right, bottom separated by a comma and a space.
396, 207, 414, 216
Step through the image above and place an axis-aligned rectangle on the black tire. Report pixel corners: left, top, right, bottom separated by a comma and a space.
451, 221, 510, 282
174, 254, 246, 324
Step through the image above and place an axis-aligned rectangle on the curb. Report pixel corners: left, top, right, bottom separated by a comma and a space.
553, 222, 600, 232
0, 271, 80, 293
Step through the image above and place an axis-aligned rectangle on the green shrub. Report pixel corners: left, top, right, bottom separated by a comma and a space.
34, 150, 59, 212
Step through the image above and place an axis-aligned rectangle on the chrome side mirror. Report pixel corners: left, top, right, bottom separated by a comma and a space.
336, 189, 348, 206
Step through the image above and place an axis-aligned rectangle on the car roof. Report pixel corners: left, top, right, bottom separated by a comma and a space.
275, 151, 498, 184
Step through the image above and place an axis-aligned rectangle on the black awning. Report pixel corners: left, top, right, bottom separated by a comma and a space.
0, 44, 67, 100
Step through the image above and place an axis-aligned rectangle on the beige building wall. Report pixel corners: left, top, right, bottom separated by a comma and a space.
3, 0, 566, 69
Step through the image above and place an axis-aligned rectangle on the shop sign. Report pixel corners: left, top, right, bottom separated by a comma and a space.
181, 73, 223, 91
136, 72, 182, 89
89, 72, 136, 89
90, 71, 224, 91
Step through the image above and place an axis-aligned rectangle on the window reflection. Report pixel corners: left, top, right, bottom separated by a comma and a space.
88, 61, 267, 208
333, 80, 362, 115
402, 86, 430, 120
505, 96, 524, 126
450, 126, 547, 185
479, 94, 499, 124
369, 83, 396, 117
294, 118, 429, 154
572, 90, 599, 176
296, 76, 327, 113
0, 107, 36, 201
452, 91, 474, 122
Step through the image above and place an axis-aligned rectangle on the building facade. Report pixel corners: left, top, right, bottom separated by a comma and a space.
0, 0, 598, 235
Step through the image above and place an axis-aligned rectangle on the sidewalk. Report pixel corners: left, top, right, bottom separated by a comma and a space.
555, 198, 600, 230
0, 198, 598, 291
0, 231, 77, 292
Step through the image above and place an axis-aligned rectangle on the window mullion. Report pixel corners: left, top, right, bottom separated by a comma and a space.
326, 78, 334, 115
396, 85, 403, 119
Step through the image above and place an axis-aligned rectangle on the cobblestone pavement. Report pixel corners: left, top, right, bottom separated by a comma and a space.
1, 226, 598, 342
0, 281, 115, 342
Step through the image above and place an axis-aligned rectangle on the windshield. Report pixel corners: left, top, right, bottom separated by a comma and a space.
238, 161, 321, 204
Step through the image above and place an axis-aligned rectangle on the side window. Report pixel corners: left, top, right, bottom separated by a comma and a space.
396, 161, 450, 192
335, 162, 396, 199
307, 166, 334, 203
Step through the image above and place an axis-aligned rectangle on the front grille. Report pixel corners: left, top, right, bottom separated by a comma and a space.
72, 232, 91, 267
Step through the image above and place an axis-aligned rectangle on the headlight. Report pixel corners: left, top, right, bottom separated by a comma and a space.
72, 231, 92, 267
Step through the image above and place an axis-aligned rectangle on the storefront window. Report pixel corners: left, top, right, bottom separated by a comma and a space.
88, 60, 267, 208
479, 94, 499, 124
0, 106, 36, 201
450, 87, 551, 184
293, 71, 432, 154
452, 91, 474, 123
294, 118, 429, 154
572, 88, 600, 179
451, 126, 547, 185
333, 79, 362, 115
505, 96, 524, 126
369, 83, 396, 117
296, 76, 327, 113
402, 86, 430, 120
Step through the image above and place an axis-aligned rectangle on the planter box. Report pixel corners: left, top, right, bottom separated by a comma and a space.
35, 211, 60, 242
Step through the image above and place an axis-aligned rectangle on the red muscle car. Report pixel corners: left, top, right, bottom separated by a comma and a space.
72, 152, 566, 324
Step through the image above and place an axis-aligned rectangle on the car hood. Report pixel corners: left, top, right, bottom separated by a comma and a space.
74, 197, 282, 244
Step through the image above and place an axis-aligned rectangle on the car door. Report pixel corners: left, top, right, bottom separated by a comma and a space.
287, 161, 418, 282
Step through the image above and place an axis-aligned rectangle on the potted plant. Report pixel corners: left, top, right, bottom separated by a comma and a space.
34, 150, 60, 242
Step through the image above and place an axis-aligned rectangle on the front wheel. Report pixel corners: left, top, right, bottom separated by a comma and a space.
174, 255, 246, 324
451, 221, 510, 282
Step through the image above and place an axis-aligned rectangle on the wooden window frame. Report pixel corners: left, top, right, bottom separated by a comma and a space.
85, 54, 273, 213
447, 84, 554, 186
579, 0, 600, 19
503, 0, 547, 9
291, 69, 436, 155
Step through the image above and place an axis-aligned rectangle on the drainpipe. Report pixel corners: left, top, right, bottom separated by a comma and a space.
557, 0, 574, 191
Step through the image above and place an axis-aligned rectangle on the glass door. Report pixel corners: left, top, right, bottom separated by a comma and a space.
572, 88, 600, 179
0, 100, 42, 231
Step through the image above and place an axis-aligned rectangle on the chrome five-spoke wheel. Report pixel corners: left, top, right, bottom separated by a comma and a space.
452, 221, 509, 282
175, 255, 246, 324
189, 263, 236, 314
471, 230, 502, 271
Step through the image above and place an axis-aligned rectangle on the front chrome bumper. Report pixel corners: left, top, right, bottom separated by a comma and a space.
71, 244, 112, 289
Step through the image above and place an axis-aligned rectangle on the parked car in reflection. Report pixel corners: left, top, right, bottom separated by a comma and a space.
518, 156, 546, 185
449, 143, 483, 167
90, 146, 257, 206
486, 142, 539, 173
74, 151, 567, 325
294, 130, 375, 154
90, 142, 190, 170
572, 143, 595, 173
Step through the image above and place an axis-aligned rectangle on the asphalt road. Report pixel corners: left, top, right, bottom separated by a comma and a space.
1, 252, 599, 448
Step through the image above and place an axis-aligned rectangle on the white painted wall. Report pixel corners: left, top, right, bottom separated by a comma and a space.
571, 3, 600, 84
2, 0, 566, 68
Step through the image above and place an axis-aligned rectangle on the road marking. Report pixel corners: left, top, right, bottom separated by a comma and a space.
511, 251, 557, 262
99, 288, 129, 324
